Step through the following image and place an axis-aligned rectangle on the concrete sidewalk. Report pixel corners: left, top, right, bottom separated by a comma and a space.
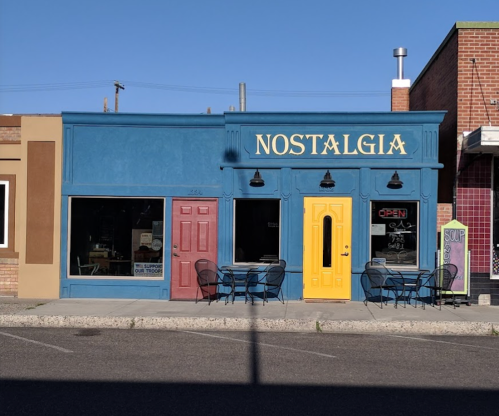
1, 297, 499, 335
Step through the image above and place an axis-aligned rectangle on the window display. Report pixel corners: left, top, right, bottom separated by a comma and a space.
371, 201, 418, 266
69, 197, 164, 277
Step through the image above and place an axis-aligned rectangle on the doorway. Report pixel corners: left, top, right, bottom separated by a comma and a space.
170, 199, 218, 300
303, 197, 352, 300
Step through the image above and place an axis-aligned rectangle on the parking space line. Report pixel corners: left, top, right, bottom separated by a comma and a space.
388, 334, 499, 351
0, 331, 73, 353
181, 330, 336, 358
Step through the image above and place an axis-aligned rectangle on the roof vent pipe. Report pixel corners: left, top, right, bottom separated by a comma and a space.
239, 82, 246, 112
393, 47, 407, 80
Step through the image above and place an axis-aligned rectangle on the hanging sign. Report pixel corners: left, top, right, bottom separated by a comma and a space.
440, 220, 468, 295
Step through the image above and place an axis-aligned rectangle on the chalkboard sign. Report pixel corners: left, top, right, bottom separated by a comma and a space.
440, 220, 468, 295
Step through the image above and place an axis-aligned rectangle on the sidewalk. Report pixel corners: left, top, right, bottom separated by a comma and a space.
1, 297, 499, 335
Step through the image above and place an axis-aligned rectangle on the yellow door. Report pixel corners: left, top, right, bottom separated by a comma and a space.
303, 197, 352, 300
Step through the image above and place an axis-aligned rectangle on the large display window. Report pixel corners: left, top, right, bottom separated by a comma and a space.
370, 201, 418, 267
69, 197, 164, 277
234, 199, 280, 264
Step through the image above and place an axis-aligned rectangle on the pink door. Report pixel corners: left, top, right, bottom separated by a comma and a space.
170, 199, 218, 300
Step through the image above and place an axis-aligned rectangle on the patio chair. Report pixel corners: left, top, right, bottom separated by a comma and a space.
364, 261, 401, 308
417, 264, 458, 310
246, 265, 285, 305
194, 259, 232, 305
360, 271, 382, 306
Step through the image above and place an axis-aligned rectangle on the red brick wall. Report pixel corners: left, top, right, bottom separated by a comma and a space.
437, 203, 453, 230
0, 116, 21, 142
391, 88, 409, 111
457, 29, 499, 135
410, 31, 459, 203
0, 259, 19, 296
0, 126, 21, 142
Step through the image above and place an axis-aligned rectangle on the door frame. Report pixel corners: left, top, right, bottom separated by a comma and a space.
303, 196, 352, 300
170, 198, 218, 300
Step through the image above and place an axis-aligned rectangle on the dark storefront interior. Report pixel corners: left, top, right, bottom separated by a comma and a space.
69, 197, 164, 276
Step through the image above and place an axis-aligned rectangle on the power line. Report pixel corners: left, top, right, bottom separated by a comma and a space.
0, 80, 390, 98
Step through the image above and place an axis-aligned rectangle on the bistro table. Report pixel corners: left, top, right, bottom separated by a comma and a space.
393, 270, 430, 307
220, 265, 259, 303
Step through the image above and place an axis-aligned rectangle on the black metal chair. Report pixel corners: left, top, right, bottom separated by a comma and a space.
246, 265, 285, 305
417, 264, 458, 310
364, 261, 401, 308
360, 271, 382, 306
194, 259, 232, 305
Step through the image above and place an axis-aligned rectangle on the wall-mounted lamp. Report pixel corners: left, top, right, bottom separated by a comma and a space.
249, 169, 264, 186
320, 170, 335, 188
387, 171, 403, 189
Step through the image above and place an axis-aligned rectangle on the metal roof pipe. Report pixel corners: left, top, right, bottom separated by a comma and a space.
239, 82, 246, 112
393, 47, 407, 80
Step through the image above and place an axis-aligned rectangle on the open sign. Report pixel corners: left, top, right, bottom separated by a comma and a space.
378, 208, 407, 219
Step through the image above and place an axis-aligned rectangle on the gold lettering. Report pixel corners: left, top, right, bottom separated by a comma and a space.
256, 134, 271, 155
343, 134, 358, 155
272, 134, 289, 156
289, 134, 305, 155
305, 134, 323, 155
386, 134, 407, 155
321, 134, 341, 155
378, 134, 385, 155
357, 134, 376, 155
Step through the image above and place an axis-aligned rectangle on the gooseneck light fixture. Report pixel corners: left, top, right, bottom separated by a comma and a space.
320, 170, 335, 188
387, 171, 403, 189
249, 169, 264, 186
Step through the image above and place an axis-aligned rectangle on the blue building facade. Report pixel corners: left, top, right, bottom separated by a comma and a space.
60, 111, 445, 301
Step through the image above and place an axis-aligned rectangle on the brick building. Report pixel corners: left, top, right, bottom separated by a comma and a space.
410, 22, 499, 304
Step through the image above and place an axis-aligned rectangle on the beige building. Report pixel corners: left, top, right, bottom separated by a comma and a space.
0, 115, 62, 298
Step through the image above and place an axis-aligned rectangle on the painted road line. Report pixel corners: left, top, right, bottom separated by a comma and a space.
182, 330, 336, 358
0, 331, 73, 353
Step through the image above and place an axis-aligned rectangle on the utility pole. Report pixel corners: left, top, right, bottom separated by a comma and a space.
103, 97, 108, 112
114, 81, 125, 112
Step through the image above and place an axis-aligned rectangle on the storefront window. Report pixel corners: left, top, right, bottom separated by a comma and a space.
234, 199, 280, 263
69, 197, 164, 277
370, 201, 418, 266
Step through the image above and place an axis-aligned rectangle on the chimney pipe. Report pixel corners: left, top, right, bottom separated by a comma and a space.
239, 82, 246, 112
391, 47, 410, 111
393, 47, 407, 80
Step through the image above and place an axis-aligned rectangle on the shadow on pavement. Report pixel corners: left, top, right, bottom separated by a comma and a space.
1, 379, 497, 416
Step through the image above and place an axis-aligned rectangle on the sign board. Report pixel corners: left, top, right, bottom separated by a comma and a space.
440, 220, 468, 295
140, 233, 153, 248
133, 262, 163, 278
371, 224, 386, 236
378, 208, 407, 219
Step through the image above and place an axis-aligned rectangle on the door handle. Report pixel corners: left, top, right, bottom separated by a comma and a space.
341, 252, 349, 256
173, 253, 179, 257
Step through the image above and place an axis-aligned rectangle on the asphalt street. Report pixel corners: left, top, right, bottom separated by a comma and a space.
1, 328, 499, 415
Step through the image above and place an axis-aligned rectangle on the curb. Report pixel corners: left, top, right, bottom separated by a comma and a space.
0, 314, 497, 336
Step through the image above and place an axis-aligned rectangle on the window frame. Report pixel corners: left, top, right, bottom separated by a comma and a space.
232, 198, 281, 265
0, 175, 15, 254
67, 196, 165, 279
369, 200, 419, 269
